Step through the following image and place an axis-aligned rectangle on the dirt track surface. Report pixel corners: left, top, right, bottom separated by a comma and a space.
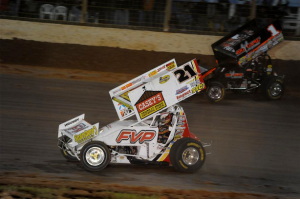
1, 39, 300, 198
0, 72, 300, 198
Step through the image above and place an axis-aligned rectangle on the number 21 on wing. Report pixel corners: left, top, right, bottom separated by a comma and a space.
174, 64, 196, 83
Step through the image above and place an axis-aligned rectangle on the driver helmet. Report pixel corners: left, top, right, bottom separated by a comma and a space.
160, 113, 172, 125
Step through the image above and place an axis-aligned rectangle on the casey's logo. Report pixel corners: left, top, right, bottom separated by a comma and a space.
116, 130, 156, 144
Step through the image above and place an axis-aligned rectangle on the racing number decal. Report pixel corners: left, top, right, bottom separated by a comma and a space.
267, 24, 280, 36
116, 130, 156, 144
174, 65, 197, 83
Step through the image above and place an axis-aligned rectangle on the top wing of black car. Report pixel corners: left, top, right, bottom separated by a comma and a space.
212, 19, 284, 66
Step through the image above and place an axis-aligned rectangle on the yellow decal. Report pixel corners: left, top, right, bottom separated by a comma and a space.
158, 153, 169, 162
179, 160, 188, 169
149, 70, 158, 78
139, 101, 166, 119
74, 126, 98, 144
187, 142, 201, 148
200, 147, 204, 161
112, 97, 133, 110
159, 75, 170, 84
120, 91, 131, 101
191, 83, 205, 93
166, 61, 176, 71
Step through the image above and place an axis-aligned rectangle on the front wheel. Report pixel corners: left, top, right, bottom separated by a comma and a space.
261, 77, 284, 100
204, 81, 225, 102
80, 141, 111, 172
169, 138, 206, 173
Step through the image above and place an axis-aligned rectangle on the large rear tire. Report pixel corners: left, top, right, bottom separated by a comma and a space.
204, 81, 225, 102
80, 141, 111, 172
169, 138, 206, 173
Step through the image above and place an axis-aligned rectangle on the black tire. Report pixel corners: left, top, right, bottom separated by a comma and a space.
261, 76, 284, 100
204, 81, 225, 102
169, 138, 206, 173
80, 141, 111, 172
60, 148, 78, 162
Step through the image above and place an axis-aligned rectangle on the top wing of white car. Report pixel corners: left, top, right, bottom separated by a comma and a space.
109, 59, 206, 122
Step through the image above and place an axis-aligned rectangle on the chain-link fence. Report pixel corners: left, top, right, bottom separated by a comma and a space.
1, 0, 299, 39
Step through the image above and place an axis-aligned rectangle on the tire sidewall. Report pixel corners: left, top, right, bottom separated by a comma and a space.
80, 142, 110, 171
263, 77, 284, 100
205, 81, 225, 102
170, 138, 206, 173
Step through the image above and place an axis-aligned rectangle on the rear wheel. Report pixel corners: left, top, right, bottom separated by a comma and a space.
204, 81, 225, 102
60, 147, 78, 162
261, 77, 284, 100
80, 141, 111, 172
169, 138, 206, 173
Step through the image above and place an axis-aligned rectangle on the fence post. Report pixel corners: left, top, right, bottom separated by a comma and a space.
81, 0, 88, 23
250, 0, 256, 20
297, 7, 300, 36
163, 0, 172, 31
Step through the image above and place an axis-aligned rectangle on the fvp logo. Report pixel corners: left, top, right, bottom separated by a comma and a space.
116, 130, 156, 144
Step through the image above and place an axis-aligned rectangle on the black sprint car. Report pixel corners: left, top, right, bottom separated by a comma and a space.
199, 19, 285, 102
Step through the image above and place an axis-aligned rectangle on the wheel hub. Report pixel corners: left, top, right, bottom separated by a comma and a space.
269, 82, 282, 97
86, 147, 105, 166
208, 86, 222, 100
182, 147, 199, 166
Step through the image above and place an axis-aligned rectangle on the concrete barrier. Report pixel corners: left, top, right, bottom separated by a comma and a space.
1, 19, 299, 60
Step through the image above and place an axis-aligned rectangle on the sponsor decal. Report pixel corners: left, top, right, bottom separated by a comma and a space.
225, 72, 243, 78
191, 83, 205, 94
116, 130, 156, 144
157, 65, 166, 72
112, 88, 122, 95
236, 37, 261, 55
74, 126, 98, 144
190, 79, 200, 88
223, 46, 235, 53
118, 103, 132, 117
120, 91, 131, 101
66, 123, 88, 134
106, 124, 112, 129
176, 86, 188, 95
65, 118, 79, 127
149, 70, 158, 78
176, 90, 191, 100
112, 97, 133, 110
132, 77, 142, 85
136, 91, 166, 119
121, 82, 133, 90
178, 117, 186, 122
166, 61, 176, 71
159, 75, 170, 84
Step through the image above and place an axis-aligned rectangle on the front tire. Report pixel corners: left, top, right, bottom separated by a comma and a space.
80, 141, 111, 172
261, 77, 284, 100
169, 138, 206, 173
204, 81, 225, 102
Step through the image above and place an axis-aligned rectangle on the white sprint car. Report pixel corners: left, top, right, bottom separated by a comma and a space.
58, 59, 211, 173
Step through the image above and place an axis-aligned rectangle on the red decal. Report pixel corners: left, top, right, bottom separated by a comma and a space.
137, 93, 163, 113
131, 131, 143, 143
117, 130, 156, 144
116, 131, 131, 142
140, 132, 156, 143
